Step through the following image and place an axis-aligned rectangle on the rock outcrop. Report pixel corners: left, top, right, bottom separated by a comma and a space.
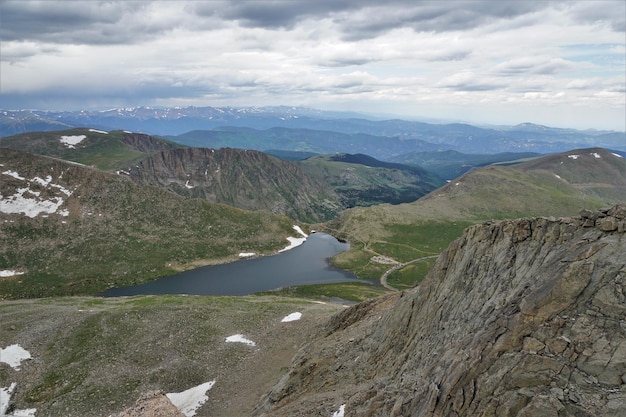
255, 205, 626, 416
112, 390, 183, 417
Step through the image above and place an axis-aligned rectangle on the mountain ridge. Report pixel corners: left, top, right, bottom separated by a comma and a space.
123, 147, 341, 222
3, 106, 624, 154
255, 204, 626, 416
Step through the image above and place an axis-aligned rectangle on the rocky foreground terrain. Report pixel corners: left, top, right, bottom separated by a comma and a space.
254, 205, 626, 416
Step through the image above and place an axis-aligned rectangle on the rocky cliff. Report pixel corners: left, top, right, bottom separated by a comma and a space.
125, 147, 341, 222
255, 205, 626, 416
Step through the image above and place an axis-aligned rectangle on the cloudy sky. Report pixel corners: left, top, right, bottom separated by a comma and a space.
1, 0, 625, 130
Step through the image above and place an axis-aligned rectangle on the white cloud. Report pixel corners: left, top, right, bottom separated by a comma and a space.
0, 0, 624, 130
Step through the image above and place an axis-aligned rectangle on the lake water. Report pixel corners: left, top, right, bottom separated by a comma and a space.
101, 232, 365, 297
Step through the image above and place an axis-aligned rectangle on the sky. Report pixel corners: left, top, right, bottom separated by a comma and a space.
0, 0, 625, 131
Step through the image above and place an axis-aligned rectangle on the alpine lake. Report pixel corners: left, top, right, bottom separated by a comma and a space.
101, 232, 368, 297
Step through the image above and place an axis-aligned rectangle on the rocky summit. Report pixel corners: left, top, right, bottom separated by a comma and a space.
255, 205, 626, 417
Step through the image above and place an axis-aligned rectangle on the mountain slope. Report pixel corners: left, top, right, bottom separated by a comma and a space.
168, 126, 441, 160
390, 149, 541, 180
298, 153, 444, 207
0, 128, 180, 170
515, 148, 626, 203
323, 148, 626, 283
0, 295, 345, 417
0, 148, 296, 299
122, 147, 341, 222
256, 205, 626, 416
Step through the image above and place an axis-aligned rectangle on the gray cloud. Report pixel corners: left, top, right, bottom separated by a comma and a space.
320, 57, 379, 67
439, 81, 506, 92
568, 0, 626, 32
330, 1, 551, 41
0, 42, 59, 63
0, 1, 173, 45
0, 0, 556, 46
493, 58, 576, 76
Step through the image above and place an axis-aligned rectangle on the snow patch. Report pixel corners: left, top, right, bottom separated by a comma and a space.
1, 169, 74, 218
0, 187, 69, 218
279, 225, 309, 252
225, 334, 256, 346
0, 270, 24, 278
611, 152, 623, 158
281, 312, 302, 322
166, 381, 216, 417
59, 135, 86, 148
0, 382, 37, 417
292, 225, 307, 237
2, 170, 25, 180
567, 154, 579, 160
331, 404, 346, 417
0, 345, 31, 370
554, 174, 562, 179
88, 128, 108, 134
590, 152, 601, 158
239, 252, 256, 258
185, 179, 194, 189
1, 383, 36, 416
279, 236, 307, 252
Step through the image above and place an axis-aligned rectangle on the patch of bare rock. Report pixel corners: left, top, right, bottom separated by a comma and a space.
112, 391, 183, 417
254, 204, 626, 416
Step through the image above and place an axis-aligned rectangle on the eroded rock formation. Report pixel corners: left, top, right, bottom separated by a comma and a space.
255, 205, 626, 416
125, 147, 340, 222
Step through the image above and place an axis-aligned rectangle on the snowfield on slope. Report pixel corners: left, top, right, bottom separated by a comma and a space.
1, 169, 74, 218
166, 381, 216, 417
279, 225, 308, 252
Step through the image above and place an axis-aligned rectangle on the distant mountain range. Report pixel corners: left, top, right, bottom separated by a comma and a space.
2, 106, 624, 155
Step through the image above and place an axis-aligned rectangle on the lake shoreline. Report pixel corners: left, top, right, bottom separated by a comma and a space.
100, 232, 360, 298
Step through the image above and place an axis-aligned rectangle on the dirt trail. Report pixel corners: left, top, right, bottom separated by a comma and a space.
379, 255, 439, 290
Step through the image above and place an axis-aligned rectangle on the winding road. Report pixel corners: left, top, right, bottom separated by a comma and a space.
380, 255, 440, 291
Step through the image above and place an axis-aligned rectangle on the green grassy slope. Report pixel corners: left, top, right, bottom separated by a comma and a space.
0, 148, 296, 299
0, 128, 180, 171
0, 295, 344, 417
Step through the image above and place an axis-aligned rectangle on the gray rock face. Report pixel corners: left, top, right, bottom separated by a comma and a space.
125, 147, 340, 222
255, 205, 626, 417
